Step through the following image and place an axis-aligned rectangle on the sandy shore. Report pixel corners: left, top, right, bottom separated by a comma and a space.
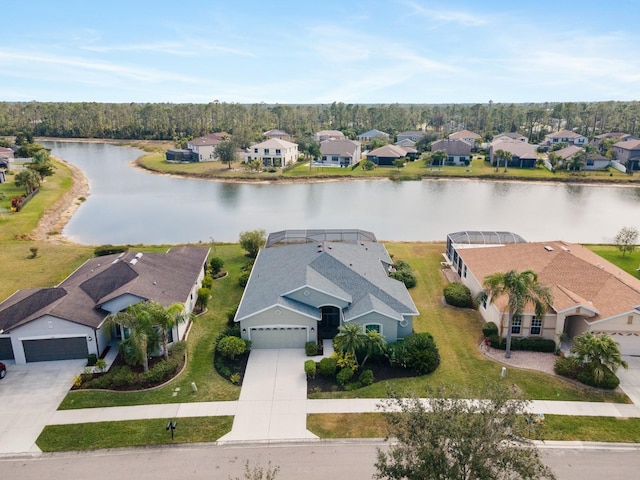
28, 158, 89, 243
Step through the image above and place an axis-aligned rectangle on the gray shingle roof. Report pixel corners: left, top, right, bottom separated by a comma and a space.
235, 240, 417, 324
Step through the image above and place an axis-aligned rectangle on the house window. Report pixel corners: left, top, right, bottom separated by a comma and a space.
275, 149, 281, 155
322, 156, 327, 161
482, 296, 487, 309
264, 149, 270, 155
332, 156, 339, 162
511, 315, 522, 335
463, 265, 467, 278
366, 324, 381, 333
530, 317, 542, 335
254, 148, 258, 153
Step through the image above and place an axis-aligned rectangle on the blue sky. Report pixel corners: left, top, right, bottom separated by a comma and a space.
2, 0, 639, 104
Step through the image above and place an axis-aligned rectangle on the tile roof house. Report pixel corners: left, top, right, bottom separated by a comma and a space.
613, 139, 640, 171
493, 132, 528, 143
366, 144, 408, 166
543, 129, 587, 147
0, 246, 209, 363
264, 129, 292, 141
489, 138, 538, 168
186, 132, 230, 162
314, 130, 345, 143
245, 138, 299, 168
551, 146, 610, 170
449, 130, 481, 147
357, 129, 390, 144
431, 139, 472, 166
446, 237, 640, 355
234, 230, 418, 349
318, 139, 362, 167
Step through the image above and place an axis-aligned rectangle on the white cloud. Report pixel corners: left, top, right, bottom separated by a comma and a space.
400, 0, 489, 26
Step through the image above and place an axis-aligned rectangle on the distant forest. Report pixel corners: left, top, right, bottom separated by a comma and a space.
1, 101, 638, 148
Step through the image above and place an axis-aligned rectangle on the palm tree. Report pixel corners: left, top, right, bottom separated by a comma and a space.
568, 151, 586, 171
106, 302, 158, 372
333, 323, 366, 364
493, 149, 512, 172
361, 330, 387, 367
571, 332, 628, 383
152, 302, 187, 361
483, 270, 553, 358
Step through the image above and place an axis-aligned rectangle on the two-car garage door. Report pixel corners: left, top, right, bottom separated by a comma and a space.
608, 332, 640, 356
249, 327, 308, 349
22, 337, 88, 362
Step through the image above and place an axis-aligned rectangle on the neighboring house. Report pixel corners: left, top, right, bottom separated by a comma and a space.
431, 139, 472, 166
165, 149, 199, 163
0, 147, 14, 159
593, 132, 637, 145
234, 230, 418, 349
612, 139, 640, 171
395, 138, 416, 148
449, 129, 481, 147
187, 132, 230, 162
396, 130, 426, 143
357, 129, 390, 144
543, 129, 587, 147
445, 233, 640, 355
315, 130, 345, 143
246, 138, 299, 168
552, 146, 610, 170
264, 129, 292, 141
366, 144, 408, 166
318, 139, 362, 167
0, 246, 209, 364
489, 138, 538, 168
493, 132, 528, 143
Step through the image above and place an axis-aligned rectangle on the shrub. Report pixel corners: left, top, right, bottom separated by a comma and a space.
226, 305, 238, 327
229, 373, 241, 384
142, 361, 177, 384
85, 375, 111, 389
577, 369, 620, 390
482, 322, 499, 337
238, 271, 251, 287
336, 367, 355, 386
209, 257, 224, 275
443, 282, 473, 308
216, 335, 247, 360
304, 360, 317, 379
201, 275, 213, 289
318, 357, 337, 378
73, 375, 83, 388
95, 358, 107, 373
396, 332, 440, 374
554, 356, 580, 379
389, 260, 417, 288
215, 356, 232, 378
87, 353, 98, 366
305, 342, 318, 356
94, 245, 128, 257
111, 366, 135, 388
169, 340, 187, 358
359, 369, 374, 386
492, 336, 556, 353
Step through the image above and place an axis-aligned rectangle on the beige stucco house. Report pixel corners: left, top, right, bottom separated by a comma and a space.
246, 138, 299, 168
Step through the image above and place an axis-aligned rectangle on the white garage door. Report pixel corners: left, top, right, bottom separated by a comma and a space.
608, 332, 640, 356
250, 327, 308, 349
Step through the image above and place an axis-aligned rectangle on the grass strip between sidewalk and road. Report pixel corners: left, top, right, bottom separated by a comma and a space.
307, 413, 640, 443
36, 416, 233, 452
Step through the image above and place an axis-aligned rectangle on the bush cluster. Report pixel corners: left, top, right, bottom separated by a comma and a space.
554, 356, 620, 389
487, 335, 556, 353
305, 342, 319, 356
443, 282, 473, 308
318, 357, 338, 378
304, 360, 316, 379
214, 328, 249, 382
94, 245, 129, 257
389, 260, 417, 288
481, 322, 499, 337
392, 332, 441, 374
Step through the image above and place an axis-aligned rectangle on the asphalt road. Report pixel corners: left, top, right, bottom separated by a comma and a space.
1, 441, 639, 480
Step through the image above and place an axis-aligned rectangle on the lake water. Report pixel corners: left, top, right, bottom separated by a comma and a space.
44, 141, 640, 245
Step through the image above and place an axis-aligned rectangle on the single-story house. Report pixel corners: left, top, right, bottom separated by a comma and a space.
551, 146, 610, 170
357, 129, 390, 144
445, 234, 640, 355
543, 129, 587, 147
613, 139, 640, 171
315, 130, 345, 143
245, 138, 299, 168
318, 139, 362, 167
449, 129, 481, 147
395, 138, 416, 148
493, 132, 528, 143
396, 131, 426, 143
489, 138, 538, 168
264, 129, 292, 141
187, 132, 230, 161
366, 144, 408, 166
0, 246, 209, 363
431, 139, 472, 165
234, 230, 418, 349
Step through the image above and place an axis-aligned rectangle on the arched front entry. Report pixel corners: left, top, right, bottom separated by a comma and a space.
318, 306, 341, 341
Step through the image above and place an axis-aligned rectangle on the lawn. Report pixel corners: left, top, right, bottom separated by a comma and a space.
308, 242, 627, 403
585, 244, 640, 278
58, 243, 248, 409
36, 416, 233, 452
307, 413, 640, 443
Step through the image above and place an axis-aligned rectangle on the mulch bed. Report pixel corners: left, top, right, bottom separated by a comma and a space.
307, 361, 419, 394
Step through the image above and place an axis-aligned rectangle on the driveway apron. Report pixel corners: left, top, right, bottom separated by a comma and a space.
0, 359, 84, 454
220, 349, 317, 441
618, 356, 640, 406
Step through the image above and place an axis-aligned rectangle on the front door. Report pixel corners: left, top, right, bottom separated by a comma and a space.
319, 306, 340, 340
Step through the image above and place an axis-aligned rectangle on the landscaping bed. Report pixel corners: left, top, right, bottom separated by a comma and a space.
307, 362, 419, 394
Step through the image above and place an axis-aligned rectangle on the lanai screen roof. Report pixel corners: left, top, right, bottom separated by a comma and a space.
266, 229, 377, 248
447, 231, 527, 246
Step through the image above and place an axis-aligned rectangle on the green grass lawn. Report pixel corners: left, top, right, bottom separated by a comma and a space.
585, 244, 640, 278
307, 413, 640, 443
58, 243, 248, 409
308, 243, 627, 403
36, 416, 233, 452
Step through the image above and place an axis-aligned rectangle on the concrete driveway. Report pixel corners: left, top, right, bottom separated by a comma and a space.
618, 356, 640, 406
0, 359, 85, 454
220, 349, 317, 442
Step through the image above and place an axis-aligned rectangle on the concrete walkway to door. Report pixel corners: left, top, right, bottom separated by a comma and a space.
219, 349, 317, 442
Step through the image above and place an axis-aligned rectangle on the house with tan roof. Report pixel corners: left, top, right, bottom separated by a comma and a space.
431, 139, 472, 166
489, 138, 538, 168
543, 129, 587, 147
314, 130, 345, 143
449, 129, 481, 147
264, 129, 291, 141
0, 246, 209, 364
318, 139, 362, 167
613, 139, 640, 171
245, 138, 299, 168
445, 233, 640, 355
493, 132, 528, 143
186, 132, 230, 161
396, 131, 426, 143
366, 144, 409, 166
551, 145, 610, 170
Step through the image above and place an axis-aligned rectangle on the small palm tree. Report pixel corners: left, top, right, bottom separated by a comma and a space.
106, 302, 157, 372
571, 332, 628, 383
361, 330, 387, 367
493, 149, 512, 172
333, 323, 366, 364
483, 270, 553, 359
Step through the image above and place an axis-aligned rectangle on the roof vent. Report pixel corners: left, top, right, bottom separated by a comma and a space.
135, 252, 143, 259
561, 246, 570, 251
130, 258, 138, 265
544, 246, 554, 252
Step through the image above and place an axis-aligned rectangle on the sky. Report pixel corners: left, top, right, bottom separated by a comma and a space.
2, 0, 639, 104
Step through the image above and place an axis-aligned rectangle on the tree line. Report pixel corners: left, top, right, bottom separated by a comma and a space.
1, 100, 639, 147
